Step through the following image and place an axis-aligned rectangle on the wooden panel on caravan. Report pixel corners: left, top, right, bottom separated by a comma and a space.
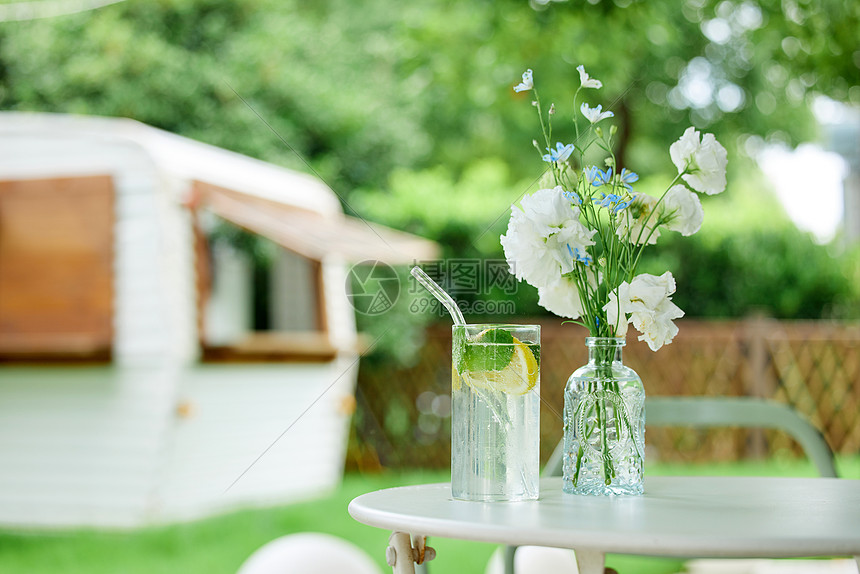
0, 176, 114, 359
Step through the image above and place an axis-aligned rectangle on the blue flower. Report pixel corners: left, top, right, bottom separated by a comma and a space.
563, 190, 582, 205
542, 142, 575, 163
581, 103, 614, 124
575, 248, 593, 265
619, 168, 639, 191
568, 245, 593, 266
513, 69, 534, 93
586, 166, 613, 187
595, 193, 622, 208
593, 192, 631, 214
611, 199, 631, 214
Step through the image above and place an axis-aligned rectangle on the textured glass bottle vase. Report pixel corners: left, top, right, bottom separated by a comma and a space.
562, 337, 645, 496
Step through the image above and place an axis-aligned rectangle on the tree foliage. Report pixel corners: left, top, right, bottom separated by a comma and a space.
0, 0, 857, 321
2, 0, 857, 184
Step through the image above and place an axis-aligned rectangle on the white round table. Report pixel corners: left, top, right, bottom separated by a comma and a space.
348, 476, 860, 574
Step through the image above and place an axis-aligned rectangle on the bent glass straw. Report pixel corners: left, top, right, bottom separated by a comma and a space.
410, 266, 466, 326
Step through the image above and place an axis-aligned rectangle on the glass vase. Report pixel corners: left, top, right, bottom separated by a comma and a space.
562, 337, 645, 496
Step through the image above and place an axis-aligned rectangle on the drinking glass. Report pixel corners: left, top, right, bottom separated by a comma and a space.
450, 324, 540, 501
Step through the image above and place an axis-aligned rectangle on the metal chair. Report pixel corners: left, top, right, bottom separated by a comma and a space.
502, 396, 838, 574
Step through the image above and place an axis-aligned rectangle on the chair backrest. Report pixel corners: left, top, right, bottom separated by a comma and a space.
544, 396, 837, 478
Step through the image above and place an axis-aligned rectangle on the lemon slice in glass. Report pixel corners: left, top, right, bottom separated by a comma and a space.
462, 336, 538, 395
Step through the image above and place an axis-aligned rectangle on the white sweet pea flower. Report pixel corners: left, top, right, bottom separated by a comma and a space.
669, 127, 728, 195
520, 188, 597, 260
538, 266, 602, 319
670, 127, 699, 165
616, 193, 661, 245
633, 295, 684, 351
628, 271, 677, 309
581, 103, 614, 124
661, 185, 704, 236
626, 272, 684, 351
604, 283, 630, 338
603, 272, 684, 350
501, 187, 596, 289
501, 208, 560, 288
550, 222, 597, 273
577, 65, 602, 89
520, 186, 577, 235
538, 278, 584, 319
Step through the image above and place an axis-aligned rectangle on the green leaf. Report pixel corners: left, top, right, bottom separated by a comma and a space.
462, 328, 515, 372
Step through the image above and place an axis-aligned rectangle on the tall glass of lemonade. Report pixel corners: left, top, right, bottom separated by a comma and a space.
451, 324, 540, 501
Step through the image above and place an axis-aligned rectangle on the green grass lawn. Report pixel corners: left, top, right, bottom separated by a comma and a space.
1, 457, 857, 574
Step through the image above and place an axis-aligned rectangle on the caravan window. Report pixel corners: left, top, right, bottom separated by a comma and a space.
195, 216, 335, 363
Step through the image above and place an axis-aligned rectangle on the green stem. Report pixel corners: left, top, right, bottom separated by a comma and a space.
597, 393, 613, 485
573, 444, 584, 486
533, 91, 551, 151
627, 171, 686, 279
595, 353, 615, 484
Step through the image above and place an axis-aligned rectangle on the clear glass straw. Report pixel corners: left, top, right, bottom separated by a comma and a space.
410, 266, 466, 326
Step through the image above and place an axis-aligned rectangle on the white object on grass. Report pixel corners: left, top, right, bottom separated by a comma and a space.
237, 533, 382, 574
485, 546, 579, 574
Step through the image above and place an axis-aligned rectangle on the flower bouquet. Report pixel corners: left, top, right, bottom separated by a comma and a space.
502, 66, 727, 495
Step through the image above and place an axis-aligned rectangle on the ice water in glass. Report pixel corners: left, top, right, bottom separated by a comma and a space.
451, 324, 540, 501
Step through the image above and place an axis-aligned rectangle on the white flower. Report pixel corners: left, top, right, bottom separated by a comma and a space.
616, 193, 661, 245
604, 284, 630, 338
627, 272, 684, 351
634, 295, 684, 351
520, 188, 596, 261
513, 69, 534, 93
501, 187, 596, 289
662, 185, 704, 236
577, 65, 602, 89
628, 271, 677, 308
581, 103, 614, 124
669, 127, 699, 167
669, 127, 728, 195
538, 266, 602, 319
538, 278, 584, 319
520, 186, 575, 235
500, 208, 560, 288
603, 272, 684, 351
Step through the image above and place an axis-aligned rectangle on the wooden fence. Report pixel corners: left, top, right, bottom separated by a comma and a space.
345, 319, 860, 471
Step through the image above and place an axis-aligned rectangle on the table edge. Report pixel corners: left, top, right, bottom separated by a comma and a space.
348, 477, 860, 558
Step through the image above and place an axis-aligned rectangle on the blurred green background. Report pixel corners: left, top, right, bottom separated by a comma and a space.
1, 0, 858, 337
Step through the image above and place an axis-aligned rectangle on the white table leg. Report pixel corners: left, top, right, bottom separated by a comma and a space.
385, 532, 436, 574
854, 555, 859, 573
575, 549, 605, 574
386, 531, 415, 574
